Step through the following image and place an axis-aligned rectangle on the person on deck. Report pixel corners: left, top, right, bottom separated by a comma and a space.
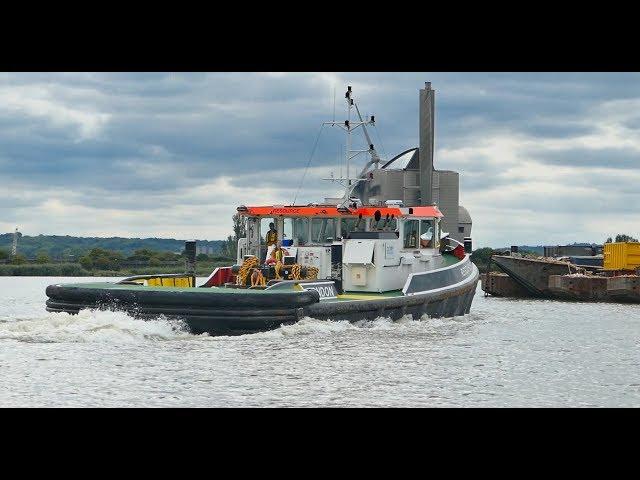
271, 242, 289, 263
266, 241, 290, 279
267, 241, 289, 264
266, 222, 278, 247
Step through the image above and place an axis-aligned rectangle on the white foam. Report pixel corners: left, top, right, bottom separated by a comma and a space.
245, 313, 469, 339
0, 303, 475, 343
0, 309, 192, 344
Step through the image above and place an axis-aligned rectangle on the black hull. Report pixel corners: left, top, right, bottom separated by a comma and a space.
45, 284, 319, 336
306, 281, 477, 323
46, 260, 479, 336
47, 285, 476, 336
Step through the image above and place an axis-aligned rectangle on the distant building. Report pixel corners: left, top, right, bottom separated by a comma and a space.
195, 244, 216, 255
458, 206, 472, 239
543, 245, 601, 257
355, 82, 471, 242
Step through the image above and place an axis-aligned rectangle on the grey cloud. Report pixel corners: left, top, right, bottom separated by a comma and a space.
530, 147, 640, 170
2, 72, 640, 247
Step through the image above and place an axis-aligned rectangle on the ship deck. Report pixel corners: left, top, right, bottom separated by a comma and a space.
50, 281, 406, 300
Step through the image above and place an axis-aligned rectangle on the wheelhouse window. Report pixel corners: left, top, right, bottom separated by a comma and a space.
369, 215, 398, 233
419, 219, 435, 248
340, 217, 365, 238
283, 218, 309, 246
403, 219, 420, 248
293, 218, 309, 246
260, 217, 277, 246
311, 218, 336, 244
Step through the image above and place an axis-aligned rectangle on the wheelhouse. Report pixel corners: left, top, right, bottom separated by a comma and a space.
232, 203, 449, 293
236, 204, 443, 259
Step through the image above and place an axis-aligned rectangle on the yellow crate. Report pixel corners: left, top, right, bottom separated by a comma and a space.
603, 242, 640, 271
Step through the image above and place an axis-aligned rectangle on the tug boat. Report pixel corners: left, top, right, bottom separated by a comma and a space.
46, 84, 479, 335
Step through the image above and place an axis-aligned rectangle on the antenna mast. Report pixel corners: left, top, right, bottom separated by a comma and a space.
332, 85, 336, 122
322, 86, 380, 206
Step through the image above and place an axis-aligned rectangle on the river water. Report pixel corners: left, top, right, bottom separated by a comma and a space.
1, 276, 639, 407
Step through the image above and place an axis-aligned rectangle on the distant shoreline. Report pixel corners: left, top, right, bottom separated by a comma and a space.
0, 232, 226, 261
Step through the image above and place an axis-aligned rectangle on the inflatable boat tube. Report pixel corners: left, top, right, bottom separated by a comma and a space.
46, 282, 320, 335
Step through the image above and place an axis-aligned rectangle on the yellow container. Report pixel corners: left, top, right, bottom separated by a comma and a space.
603, 242, 640, 271
147, 276, 194, 287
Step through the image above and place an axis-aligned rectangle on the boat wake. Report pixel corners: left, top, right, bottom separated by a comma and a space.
1, 307, 480, 344
0, 309, 192, 344
246, 314, 478, 339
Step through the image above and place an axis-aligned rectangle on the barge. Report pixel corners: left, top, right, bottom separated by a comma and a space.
483, 243, 640, 303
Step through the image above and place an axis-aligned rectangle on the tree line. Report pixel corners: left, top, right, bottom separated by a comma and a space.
0, 246, 233, 268
605, 234, 638, 243
77, 248, 233, 271
0, 232, 226, 260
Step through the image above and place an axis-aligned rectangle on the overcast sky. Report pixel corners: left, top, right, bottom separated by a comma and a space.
1, 72, 639, 247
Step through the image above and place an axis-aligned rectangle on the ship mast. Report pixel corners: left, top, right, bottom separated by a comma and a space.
323, 86, 380, 207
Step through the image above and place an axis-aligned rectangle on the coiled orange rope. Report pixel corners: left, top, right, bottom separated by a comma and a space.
237, 256, 259, 286
287, 264, 319, 280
